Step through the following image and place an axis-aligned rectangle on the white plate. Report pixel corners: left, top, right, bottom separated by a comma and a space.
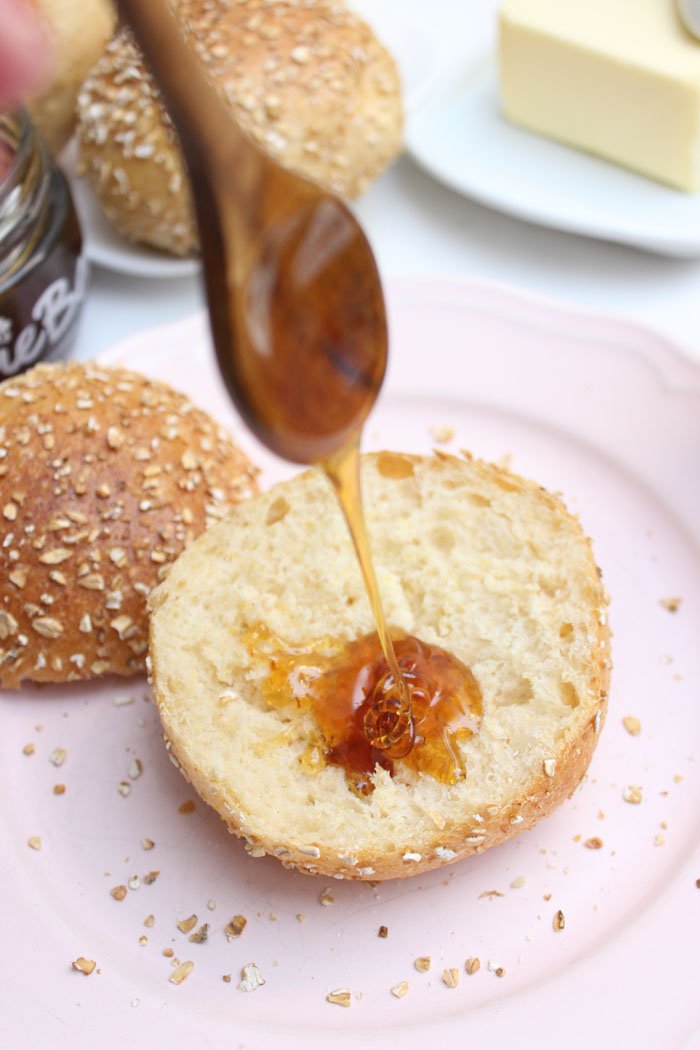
3, 279, 700, 1048
406, 59, 700, 258
61, 2, 443, 279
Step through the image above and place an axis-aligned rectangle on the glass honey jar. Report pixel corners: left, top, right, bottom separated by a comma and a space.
0, 110, 87, 380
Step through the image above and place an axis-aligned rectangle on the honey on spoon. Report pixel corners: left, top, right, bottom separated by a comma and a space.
116, 0, 482, 782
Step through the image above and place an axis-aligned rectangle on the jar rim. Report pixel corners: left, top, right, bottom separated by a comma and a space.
0, 109, 33, 199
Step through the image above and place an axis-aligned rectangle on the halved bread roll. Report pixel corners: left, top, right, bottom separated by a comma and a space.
149, 453, 611, 880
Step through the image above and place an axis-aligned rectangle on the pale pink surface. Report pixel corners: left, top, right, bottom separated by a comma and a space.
2, 280, 699, 1048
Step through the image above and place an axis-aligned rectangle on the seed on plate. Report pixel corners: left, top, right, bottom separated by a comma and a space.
178, 800, 196, 814
622, 716, 641, 736
169, 961, 194, 985
326, 988, 351, 1007
222, 974, 232, 983
144, 915, 155, 928
414, 956, 431, 973
553, 910, 566, 931
319, 888, 334, 907
118, 781, 131, 797
296, 913, 305, 923
189, 924, 209, 944
177, 915, 197, 934
543, 758, 556, 778
207, 899, 216, 911
378, 925, 388, 938
111, 885, 127, 901
22, 742, 35, 756
139, 935, 148, 947
49, 747, 66, 767
27, 835, 42, 851
225, 915, 247, 940
71, 957, 96, 975
112, 695, 134, 707
584, 837, 604, 850
391, 981, 409, 998
465, 957, 480, 975
53, 783, 66, 795
142, 838, 155, 850
442, 968, 459, 988
239, 963, 265, 992
128, 875, 140, 891
623, 785, 643, 805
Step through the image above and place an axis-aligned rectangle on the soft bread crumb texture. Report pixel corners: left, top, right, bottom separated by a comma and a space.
149, 453, 611, 880
0, 362, 258, 688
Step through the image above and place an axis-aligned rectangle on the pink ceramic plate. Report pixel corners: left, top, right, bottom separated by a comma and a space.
3, 280, 699, 1049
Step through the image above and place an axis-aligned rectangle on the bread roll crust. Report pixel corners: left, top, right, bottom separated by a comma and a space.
150, 453, 611, 881
76, 0, 403, 255
0, 362, 258, 688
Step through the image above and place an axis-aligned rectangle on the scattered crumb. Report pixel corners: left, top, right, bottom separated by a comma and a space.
510, 876, 525, 889
49, 748, 66, 767
225, 915, 247, 940
22, 742, 35, 756
139, 935, 148, 947
319, 888, 335, 907
111, 885, 127, 901
144, 915, 155, 928
71, 957, 96, 976
654, 833, 666, 846
584, 837, 604, 850
53, 784, 65, 795
465, 957, 480, 975
128, 758, 143, 780
553, 910, 566, 931
597, 810, 605, 820
143, 871, 159, 885
378, 925, 389, 938
623, 786, 643, 805
622, 716, 642, 736
128, 875, 140, 891
178, 800, 196, 814
27, 835, 42, 851
207, 899, 216, 912
117, 781, 131, 798
296, 913, 306, 923
189, 924, 209, 944
487, 961, 505, 977
674, 775, 684, 784
142, 838, 155, 850
177, 915, 198, 935
162, 948, 174, 958
414, 957, 431, 973
391, 981, 409, 998
169, 961, 194, 985
112, 696, 134, 707
326, 989, 351, 1007
659, 597, 682, 613
442, 968, 459, 988
429, 424, 455, 445
239, 963, 265, 993
222, 974, 232, 983
695, 879, 700, 889
478, 889, 504, 899
543, 893, 552, 901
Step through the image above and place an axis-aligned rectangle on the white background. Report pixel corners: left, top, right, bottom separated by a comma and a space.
73, 0, 700, 363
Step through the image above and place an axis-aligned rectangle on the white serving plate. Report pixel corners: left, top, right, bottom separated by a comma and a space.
406, 58, 700, 258
61, 0, 443, 279
2, 279, 700, 1048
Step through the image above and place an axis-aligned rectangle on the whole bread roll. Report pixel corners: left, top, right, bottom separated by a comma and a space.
0, 362, 258, 689
27, 0, 116, 155
75, 0, 403, 256
149, 453, 611, 881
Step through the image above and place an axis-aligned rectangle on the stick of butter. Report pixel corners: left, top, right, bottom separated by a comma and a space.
499, 0, 700, 192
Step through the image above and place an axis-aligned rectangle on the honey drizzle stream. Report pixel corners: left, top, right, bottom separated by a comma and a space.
323, 438, 414, 755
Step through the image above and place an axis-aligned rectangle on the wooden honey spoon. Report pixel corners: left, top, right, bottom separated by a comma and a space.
115, 0, 415, 753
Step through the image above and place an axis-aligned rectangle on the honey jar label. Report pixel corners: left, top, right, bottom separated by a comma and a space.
0, 256, 88, 378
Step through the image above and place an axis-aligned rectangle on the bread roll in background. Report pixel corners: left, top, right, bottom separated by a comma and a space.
26, 0, 116, 155
76, 0, 404, 255
0, 363, 258, 689
150, 453, 611, 881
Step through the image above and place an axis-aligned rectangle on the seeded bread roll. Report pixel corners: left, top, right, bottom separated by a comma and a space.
26, 0, 116, 154
0, 362, 258, 688
149, 452, 611, 881
75, 0, 403, 256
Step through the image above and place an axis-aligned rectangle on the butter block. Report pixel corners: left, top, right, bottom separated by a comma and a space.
499, 0, 700, 191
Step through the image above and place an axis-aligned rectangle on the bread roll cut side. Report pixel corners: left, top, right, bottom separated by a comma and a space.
149, 453, 611, 880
